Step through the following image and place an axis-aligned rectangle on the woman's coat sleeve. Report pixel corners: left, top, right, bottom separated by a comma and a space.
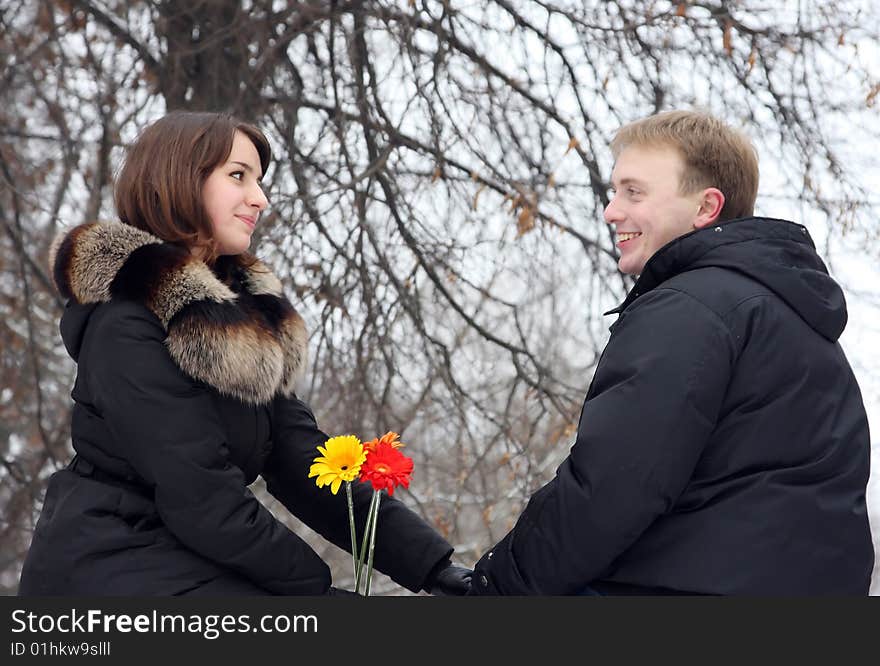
87, 301, 331, 594
264, 396, 454, 593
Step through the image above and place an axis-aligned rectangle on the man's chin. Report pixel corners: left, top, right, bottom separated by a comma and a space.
617, 258, 643, 277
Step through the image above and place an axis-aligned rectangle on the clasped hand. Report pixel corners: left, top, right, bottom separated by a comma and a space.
428, 564, 473, 596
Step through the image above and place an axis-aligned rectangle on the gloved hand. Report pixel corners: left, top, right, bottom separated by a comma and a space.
426, 562, 473, 596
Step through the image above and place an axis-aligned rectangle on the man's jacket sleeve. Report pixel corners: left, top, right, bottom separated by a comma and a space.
470, 288, 736, 594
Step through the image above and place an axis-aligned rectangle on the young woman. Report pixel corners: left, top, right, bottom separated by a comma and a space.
19, 111, 470, 596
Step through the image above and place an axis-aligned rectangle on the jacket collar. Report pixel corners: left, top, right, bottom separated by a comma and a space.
607, 217, 808, 314
51, 222, 308, 404
603, 217, 845, 341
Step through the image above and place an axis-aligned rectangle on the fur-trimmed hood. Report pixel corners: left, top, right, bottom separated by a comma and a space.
51, 222, 308, 404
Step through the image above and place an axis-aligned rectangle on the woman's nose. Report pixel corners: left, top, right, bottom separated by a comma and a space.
248, 183, 268, 210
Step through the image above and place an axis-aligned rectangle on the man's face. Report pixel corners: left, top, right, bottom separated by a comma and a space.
604, 144, 702, 276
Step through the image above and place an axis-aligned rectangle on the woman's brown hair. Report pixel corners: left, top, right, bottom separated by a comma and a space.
114, 111, 271, 264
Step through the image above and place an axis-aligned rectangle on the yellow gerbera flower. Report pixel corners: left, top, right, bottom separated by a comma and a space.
308, 435, 366, 495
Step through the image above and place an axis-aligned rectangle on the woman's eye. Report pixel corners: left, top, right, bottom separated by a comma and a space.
230, 171, 244, 180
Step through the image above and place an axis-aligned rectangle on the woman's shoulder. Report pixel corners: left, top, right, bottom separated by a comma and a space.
60, 297, 167, 364
80, 299, 209, 396
85, 299, 167, 350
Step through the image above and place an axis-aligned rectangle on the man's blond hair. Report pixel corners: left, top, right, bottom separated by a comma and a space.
610, 110, 759, 222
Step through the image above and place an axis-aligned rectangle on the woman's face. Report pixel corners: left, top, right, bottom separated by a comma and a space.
201, 130, 268, 256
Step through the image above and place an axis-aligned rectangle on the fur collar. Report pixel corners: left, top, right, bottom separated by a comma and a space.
50, 222, 308, 404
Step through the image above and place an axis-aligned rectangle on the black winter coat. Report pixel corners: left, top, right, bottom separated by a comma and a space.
19, 222, 453, 595
470, 217, 873, 595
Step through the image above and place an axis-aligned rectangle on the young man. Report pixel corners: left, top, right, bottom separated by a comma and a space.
469, 110, 874, 595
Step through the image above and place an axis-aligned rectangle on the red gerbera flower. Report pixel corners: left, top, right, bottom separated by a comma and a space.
359, 439, 413, 496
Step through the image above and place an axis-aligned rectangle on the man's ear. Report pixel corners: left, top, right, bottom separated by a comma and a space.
693, 188, 725, 228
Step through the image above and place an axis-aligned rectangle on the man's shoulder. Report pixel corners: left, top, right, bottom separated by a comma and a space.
660, 266, 772, 312
619, 267, 777, 333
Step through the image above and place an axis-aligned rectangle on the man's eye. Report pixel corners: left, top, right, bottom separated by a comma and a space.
627, 187, 640, 196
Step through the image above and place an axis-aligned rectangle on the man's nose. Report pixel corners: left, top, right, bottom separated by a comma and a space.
604, 196, 623, 224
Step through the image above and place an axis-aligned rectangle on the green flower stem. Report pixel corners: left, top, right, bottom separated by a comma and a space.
355, 490, 378, 595
345, 481, 358, 582
364, 491, 382, 597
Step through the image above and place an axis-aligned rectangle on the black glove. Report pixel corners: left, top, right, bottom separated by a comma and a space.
425, 562, 473, 596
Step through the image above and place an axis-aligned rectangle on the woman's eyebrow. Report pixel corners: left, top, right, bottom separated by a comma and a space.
230, 160, 262, 178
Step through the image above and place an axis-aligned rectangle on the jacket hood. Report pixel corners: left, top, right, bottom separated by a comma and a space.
51, 222, 308, 403
611, 217, 847, 341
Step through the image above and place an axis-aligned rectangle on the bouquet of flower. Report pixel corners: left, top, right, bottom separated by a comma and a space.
308, 431, 414, 595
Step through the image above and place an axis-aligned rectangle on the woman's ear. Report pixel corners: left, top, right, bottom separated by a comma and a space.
693, 188, 725, 228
